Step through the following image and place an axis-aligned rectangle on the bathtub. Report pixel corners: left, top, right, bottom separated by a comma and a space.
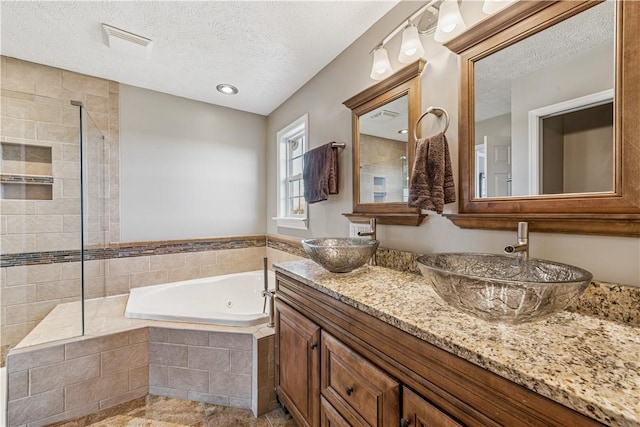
125, 270, 275, 326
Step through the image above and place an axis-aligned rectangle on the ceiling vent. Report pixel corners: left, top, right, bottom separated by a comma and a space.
369, 110, 399, 122
102, 23, 153, 59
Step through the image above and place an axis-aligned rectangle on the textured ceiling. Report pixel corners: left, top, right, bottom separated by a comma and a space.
1, 1, 399, 116
474, 0, 615, 121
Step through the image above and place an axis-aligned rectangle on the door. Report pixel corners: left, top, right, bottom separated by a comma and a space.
275, 301, 321, 427
485, 135, 512, 197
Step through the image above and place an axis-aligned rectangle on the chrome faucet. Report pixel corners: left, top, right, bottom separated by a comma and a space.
357, 218, 377, 266
504, 222, 529, 259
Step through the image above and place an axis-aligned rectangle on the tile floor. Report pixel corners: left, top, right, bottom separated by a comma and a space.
48, 395, 297, 427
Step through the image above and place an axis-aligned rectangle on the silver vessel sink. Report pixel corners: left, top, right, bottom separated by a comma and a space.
302, 238, 379, 273
417, 253, 592, 324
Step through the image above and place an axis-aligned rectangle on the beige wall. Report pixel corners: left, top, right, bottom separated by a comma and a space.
119, 85, 268, 242
266, 2, 640, 287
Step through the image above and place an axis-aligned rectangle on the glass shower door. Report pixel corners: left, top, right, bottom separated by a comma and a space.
79, 106, 108, 333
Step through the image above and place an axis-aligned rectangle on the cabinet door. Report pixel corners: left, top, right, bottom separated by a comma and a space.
275, 301, 321, 427
321, 331, 399, 427
402, 388, 463, 427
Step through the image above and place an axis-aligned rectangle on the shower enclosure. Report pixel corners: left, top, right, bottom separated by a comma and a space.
0, 95, 108, 363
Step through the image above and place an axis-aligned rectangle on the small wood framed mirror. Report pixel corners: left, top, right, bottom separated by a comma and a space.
343, 59, 427, 226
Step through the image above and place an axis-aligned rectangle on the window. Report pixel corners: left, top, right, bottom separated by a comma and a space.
274, 114, 309, 229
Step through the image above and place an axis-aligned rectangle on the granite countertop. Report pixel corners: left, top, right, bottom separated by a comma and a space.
274, 260, 640, 427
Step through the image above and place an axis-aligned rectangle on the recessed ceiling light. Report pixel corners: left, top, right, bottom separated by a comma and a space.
398, 129, 409, 134
216, 84, 238, 95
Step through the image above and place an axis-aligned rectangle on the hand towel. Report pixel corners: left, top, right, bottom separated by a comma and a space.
408, 132, 456, 214
303, 142, 339, 204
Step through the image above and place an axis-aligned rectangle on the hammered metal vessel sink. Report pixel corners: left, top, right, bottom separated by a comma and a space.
302, 238, 379, 273
417, 253, 592, 324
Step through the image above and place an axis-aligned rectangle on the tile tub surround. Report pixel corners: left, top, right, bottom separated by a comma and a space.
274, 260, 640, 427
0, 236, 268, 365
6, 329, 149, 427
6, 299, 277, 426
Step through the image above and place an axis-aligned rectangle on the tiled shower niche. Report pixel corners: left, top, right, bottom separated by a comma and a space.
0, 142, 53, 200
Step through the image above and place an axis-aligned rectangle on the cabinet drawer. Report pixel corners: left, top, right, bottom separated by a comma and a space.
321, 396, 353, 427
321, 331, 399, 427
402, 387, 463, 427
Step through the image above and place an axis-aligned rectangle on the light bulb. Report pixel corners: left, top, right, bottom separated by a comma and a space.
434, 0, 466, 43
398, 25, 425, 63
216, 84, 238, 95
370, 46, 393, 80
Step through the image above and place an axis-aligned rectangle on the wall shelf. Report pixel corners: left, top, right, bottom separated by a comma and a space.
1, 142, 54, 200
446, 213, 640, 237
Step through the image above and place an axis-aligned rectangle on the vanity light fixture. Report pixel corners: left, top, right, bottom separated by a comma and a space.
369, 2, 438, 80
216, 84, 238, 95
369, 0, 468, 80
434, 0, 466, 42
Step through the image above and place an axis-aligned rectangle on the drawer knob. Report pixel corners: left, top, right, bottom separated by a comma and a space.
310, 342, 318, 349
345, 386, 354, 396
400, 418, 411, 427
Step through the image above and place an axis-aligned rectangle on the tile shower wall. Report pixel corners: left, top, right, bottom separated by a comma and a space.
0, 56, 120, 248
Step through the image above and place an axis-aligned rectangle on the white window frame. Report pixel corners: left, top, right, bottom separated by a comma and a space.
274, 114, 309, 229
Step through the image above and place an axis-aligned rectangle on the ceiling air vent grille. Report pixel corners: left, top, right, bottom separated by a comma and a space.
102, 23, 153, 58
369, 110, 399, 122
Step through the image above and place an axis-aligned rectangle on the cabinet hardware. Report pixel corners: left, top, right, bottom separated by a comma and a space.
310, 342, 318, 349
400, 418, 411, 427
346, 386, 354, 396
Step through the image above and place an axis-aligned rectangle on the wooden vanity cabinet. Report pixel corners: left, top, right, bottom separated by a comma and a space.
275, 272, 605, 427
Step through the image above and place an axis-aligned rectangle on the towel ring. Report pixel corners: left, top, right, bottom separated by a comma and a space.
413, 106, 450, 140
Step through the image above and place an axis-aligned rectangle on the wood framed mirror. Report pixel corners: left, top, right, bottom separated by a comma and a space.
445, 0, 640, 236
343, 59, 427, 226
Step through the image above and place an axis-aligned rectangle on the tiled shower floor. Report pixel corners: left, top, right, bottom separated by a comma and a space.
48, 395, 297, 426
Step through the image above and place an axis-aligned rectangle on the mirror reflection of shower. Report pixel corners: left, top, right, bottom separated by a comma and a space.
360, 155, 408, 203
